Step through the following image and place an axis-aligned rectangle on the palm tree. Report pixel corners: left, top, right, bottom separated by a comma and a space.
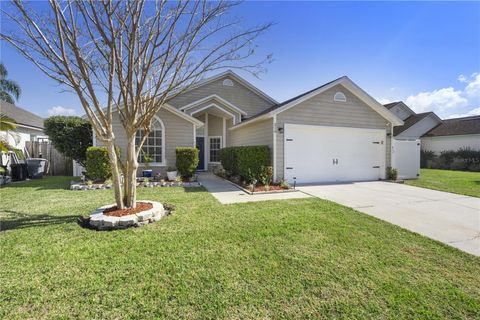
0, 113, 19, 149
0, 114, 17, 132
0, 63, 21, 104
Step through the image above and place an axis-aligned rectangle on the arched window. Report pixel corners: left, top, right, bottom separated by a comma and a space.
222, 78, 234, 87
135, 116, 165, 165
333, 91, 347, 102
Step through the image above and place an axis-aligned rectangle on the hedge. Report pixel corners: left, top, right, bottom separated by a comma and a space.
219, 145, 270, 181
86, 146, 112, 180
421, 147, 480, 172
176, 147, 199, 177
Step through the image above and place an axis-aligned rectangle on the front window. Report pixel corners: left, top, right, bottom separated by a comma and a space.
136, 117, 164, 164
209, 137, 222, 162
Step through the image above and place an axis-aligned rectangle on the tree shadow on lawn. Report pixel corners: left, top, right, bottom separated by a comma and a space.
0, 210, 79, 232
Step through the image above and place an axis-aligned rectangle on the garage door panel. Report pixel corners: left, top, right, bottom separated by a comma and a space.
284, 124, 385, 184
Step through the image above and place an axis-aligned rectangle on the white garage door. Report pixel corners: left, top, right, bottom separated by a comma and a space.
284, 124, 386, 184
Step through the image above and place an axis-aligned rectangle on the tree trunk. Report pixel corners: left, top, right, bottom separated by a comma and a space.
123, 133, 138, 208
105, 140, 124, 209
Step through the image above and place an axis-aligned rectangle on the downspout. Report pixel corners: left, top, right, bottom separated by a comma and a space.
204, 112, 208, 171
272, 114, 277, 182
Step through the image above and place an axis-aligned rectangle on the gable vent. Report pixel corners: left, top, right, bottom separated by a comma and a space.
222, 78, 234, 87
334, 91, 347, 102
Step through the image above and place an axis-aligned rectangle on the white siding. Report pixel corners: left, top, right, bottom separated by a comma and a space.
275, 84, 391, 181
421, 134, 480, 153
0, 127, 45, 151
390, 104, 414, 121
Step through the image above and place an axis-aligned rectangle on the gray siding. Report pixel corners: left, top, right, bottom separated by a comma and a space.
207, 114, 223, 136
229, 118, 273, 149
100, 107, 195, 176
275, 84, 392, 180
186, 99, 242, 124
167, 76, 272, 117
196, 114, 205, 136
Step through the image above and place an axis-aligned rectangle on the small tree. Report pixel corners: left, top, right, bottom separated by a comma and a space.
1, 1, 271, 209
44, 116, 92, 167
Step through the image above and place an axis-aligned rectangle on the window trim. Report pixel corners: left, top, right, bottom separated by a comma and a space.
333, 91, 347, 102
137, 115, 166, 167
208, 135, 222, 164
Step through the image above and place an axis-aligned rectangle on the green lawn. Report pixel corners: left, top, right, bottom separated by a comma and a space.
1, 177, 479, 319
405, 169, 480, 197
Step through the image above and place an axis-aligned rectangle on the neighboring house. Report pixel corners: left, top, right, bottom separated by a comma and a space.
98, 71, 404, 184
421, 116, 480, 153
383, 101, 443, 140
0, 100, 47, 150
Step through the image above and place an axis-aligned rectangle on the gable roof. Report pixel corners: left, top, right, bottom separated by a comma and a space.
0, 100, 44, 130
179, 94, 247, 115
177, 70, 278, 105
393, 112, 440, 136
384, 101, 401, 109
423, 115, 480, 137
231, 76, 403, 130
83, 103, 204, 127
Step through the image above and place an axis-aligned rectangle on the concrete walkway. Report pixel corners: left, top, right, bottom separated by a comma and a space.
298, 181, 480, 256
197, 173, 310, 204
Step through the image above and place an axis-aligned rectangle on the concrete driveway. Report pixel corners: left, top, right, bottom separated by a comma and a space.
298, 182, 480, 256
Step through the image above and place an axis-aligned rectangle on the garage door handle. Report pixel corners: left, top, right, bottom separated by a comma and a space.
286, 139, 293, 141
286, 167, 293, 170
372, 166, 380, 168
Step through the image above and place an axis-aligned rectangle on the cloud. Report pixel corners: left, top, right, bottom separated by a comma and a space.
405, 87, 468, 113
47, 106, 77, 116
465, 73, 480, 97
445, 107, 480, 119
457, 74, 467, 83
376, 97, 393, 104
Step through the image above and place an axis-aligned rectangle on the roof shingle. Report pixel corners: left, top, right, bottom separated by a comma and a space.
0, 100, 44, 129
423, 116, 480, 137
393, 112, 437, 136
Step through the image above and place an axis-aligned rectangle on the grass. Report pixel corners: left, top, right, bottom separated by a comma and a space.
405, 169, 480, 197
1, 176, 479, 319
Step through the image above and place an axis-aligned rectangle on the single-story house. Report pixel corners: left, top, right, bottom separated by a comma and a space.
421, 116, 480, 153
99, 71, 406, 184
0, 100, 47, 150
383, 101, 443, 140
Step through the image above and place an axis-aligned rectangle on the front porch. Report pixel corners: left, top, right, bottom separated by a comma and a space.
180, 95, 245, 171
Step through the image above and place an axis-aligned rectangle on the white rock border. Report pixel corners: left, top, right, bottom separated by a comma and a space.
71, 181, 201, 191
89, 200, 167, 230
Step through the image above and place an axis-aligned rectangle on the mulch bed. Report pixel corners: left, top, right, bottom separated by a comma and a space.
249, 185, 287, 192
104, 202, 153, 217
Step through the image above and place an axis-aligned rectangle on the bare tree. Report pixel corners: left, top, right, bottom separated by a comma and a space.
1, 0, 271, 209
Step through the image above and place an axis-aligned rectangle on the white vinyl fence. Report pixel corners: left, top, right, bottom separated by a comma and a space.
392, 139, 421, 180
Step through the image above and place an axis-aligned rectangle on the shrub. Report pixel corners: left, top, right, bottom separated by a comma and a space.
386, 167, 398, 180
420, 147, 480, 171
86, 146, 111, 180
44, 116, 92, 166
420, 150, 436, 168
259, 165, 273, 186
176, 147, 199, 178
219, 145, 270, 181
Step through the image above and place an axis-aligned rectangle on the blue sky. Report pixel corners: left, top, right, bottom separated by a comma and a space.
1, 1, 479, 119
